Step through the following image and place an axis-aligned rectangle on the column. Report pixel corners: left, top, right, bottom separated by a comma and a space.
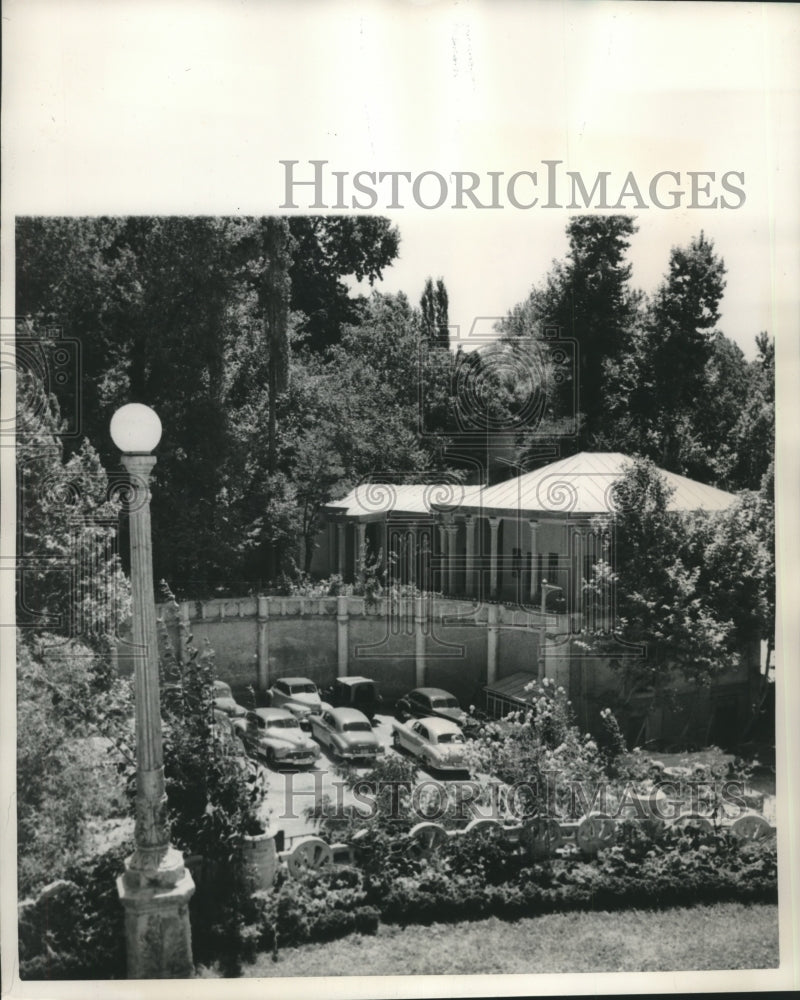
488, 516, 500, 599
528, 520, 539, 603
337, 522, 345, 577
382, 517, 389, 574
487, 602, 499, 686
437, 519, 447, 593
414, 596, 426, 686
257, 596, 269, 691
445, 519, 458, 595
464, 515, 475, 597
573, 526, 585, 623
419, 529, 431, 592
356, 521, 366, 579
337, 595, 349, 676
117, 453, 194, 979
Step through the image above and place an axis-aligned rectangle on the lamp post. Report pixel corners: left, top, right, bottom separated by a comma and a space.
112, 403, 195, 979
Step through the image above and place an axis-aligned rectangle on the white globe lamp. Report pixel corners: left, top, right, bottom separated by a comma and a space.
110, 403, 162, 454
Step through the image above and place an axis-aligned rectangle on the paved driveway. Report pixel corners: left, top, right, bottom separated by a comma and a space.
259, 713, 477, 846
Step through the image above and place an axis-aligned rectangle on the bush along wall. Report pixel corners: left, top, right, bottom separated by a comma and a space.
193, 823, 777, 970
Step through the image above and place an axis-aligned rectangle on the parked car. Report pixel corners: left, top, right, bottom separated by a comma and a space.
321, 676, 382, 722
309, 706, 385, 763
236, 707, 321, 768
392, 716, 469, 773
394, 687, 468, 727
266, 677, 323, 729
213, 679, 247, 720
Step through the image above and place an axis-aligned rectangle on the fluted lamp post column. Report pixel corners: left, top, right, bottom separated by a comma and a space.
112, 404, 195, 979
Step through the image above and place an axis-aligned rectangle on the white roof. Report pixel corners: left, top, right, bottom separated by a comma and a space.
473, 452, 736, 515
325, 454, 736, 521
326, 482, 484, 519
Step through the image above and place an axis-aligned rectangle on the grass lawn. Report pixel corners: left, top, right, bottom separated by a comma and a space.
199, 902, 778, 978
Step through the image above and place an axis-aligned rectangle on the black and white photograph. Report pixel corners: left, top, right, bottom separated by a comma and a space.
2, 2, 798, 997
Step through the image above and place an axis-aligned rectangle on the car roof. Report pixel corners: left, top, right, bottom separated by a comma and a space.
335, 676, 374, 686
253, 707, 296, 721
273, 676, 316, 686
412, 687, 456, 699
328, 707, 371, 724
213, 679, 231, 689
415, 716, 463, 735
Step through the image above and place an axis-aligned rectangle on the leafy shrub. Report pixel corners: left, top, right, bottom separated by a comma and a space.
18, 842, 131, 980
152, 586, 270, 974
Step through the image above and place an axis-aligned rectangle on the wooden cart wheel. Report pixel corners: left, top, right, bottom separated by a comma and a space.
463, 817, 502, 838
576, 813, 617, 855
730, 813, 772, 841
286, 837, 333, 878
672, 813, 713, 834
522, 816, 564, 857
406, 822, 449, 859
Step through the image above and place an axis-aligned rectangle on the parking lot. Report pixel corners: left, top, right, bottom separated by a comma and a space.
259, 713, 479, 845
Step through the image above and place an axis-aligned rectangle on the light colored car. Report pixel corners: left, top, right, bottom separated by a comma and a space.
309, 706, 385, 763
394, 687, 468, 727
213, 679, 247, 720
267, 677, 323, 729
392, 716, 469, 773
236, 707, 321, 768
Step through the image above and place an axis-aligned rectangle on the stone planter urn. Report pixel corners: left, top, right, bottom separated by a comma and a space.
241, 829, 277, 891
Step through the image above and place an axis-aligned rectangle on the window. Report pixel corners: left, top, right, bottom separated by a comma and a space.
343, 721, 372, 733
267, 717, 298, 730
290, 682, 318, 694
548, 552, 559, 587
275, 681, 289, 695
431, 696, 459, 709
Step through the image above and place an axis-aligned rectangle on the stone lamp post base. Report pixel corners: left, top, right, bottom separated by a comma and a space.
117, 849, 195, 979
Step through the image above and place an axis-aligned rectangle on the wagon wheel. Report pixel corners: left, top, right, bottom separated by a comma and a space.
522, 816, 564, 857
406, 822, 449, 859
286, 837, 333, 878
730, 813, 772, 841
672, 813, 713, 835
576, 813, 617, 856
463, 817, 502, 839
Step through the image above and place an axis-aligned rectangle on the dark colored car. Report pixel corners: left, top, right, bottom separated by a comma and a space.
213, 679, 247, 720
322, 676, 382, 723
394, 687, 468, 727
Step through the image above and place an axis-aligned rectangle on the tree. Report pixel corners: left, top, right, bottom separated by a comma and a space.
420, 277, 450, 348
726, 332, 775, 491
643, 232, 727, 470
15, 216, 406, 592
496, 216, 640, 453
16, 370, 130, 657
287, 216, 401, 351
16, 370, 134, 895
583, 460, 737, 699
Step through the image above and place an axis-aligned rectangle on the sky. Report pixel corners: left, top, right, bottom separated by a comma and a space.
3, 2, 796, 367
356, 207, 774, 359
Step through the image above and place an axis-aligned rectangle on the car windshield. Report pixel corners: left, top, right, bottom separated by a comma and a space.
437, 732, 464, 744
215, 683, 232, 698
267, 718, 299, 729
290, 683, 317, 694
343, 721, 372, 733
432, 697, 459, 709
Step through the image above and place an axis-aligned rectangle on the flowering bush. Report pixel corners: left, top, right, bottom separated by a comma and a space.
463, 679, 607, 817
